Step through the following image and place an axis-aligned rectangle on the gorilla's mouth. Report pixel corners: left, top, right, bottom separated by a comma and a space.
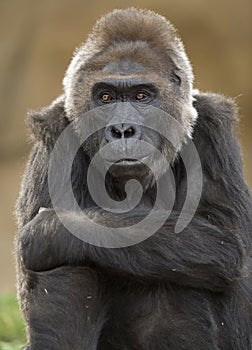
99, 138, 154, 167
115, 158, 139, 165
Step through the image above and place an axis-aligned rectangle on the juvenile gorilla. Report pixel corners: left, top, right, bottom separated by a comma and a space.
16, 8, 252, 350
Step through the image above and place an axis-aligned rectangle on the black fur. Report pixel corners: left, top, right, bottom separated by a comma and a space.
15, 8, 252, 350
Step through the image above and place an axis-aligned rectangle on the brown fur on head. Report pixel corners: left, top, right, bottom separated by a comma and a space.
63, 8, 197, 139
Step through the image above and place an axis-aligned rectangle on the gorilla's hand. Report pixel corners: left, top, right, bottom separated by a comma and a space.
19, 209, 83, 271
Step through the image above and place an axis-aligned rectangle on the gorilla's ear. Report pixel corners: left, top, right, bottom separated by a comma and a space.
26, 95, 69, 146
192, 92, 238, 127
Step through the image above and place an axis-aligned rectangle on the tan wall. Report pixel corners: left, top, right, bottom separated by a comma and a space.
0, 0, 251, 291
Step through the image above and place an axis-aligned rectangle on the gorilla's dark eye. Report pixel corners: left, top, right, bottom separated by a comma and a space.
170, 72, 182, 85
135, 91, 149, 101
100, 93, 114, 103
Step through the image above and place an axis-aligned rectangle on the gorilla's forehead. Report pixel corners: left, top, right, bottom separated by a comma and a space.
102, 61, 147, 75
88, 73, 165, 92
92, 76, 158, 89
84, 40, 173, 74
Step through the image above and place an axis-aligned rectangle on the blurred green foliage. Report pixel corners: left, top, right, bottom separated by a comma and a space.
0, 294, 26, 350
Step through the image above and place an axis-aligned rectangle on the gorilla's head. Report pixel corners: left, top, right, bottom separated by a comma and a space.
63, 8, 197, 190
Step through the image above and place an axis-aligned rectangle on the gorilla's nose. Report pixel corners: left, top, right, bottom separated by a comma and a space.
105, 124, 141, 142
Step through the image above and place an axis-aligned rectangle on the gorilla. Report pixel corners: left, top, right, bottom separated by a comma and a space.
15, 8, 252, 350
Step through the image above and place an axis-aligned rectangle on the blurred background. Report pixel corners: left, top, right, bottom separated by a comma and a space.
0, 0, 251, 293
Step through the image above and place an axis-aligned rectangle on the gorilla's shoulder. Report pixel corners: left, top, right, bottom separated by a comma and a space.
193, 92, 238, 127
26, 95, 68, 144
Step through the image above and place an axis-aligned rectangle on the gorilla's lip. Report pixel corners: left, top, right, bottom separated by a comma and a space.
105, 155, 150, 166
115, 158, 141, 166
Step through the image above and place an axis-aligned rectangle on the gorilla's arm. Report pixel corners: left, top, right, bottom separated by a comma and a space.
19, 207, 247, 291
17, 94, 252, 291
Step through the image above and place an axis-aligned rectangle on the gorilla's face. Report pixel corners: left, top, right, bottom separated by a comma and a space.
81, 78, 174, 189
91, 77, 162, 180
69, 58, 197, 190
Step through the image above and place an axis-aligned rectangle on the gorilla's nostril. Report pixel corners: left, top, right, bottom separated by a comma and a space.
124, 127, 135, 138
111, 126, 122, 139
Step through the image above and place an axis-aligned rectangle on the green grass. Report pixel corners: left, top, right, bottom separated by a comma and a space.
0, 294, 26, 350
